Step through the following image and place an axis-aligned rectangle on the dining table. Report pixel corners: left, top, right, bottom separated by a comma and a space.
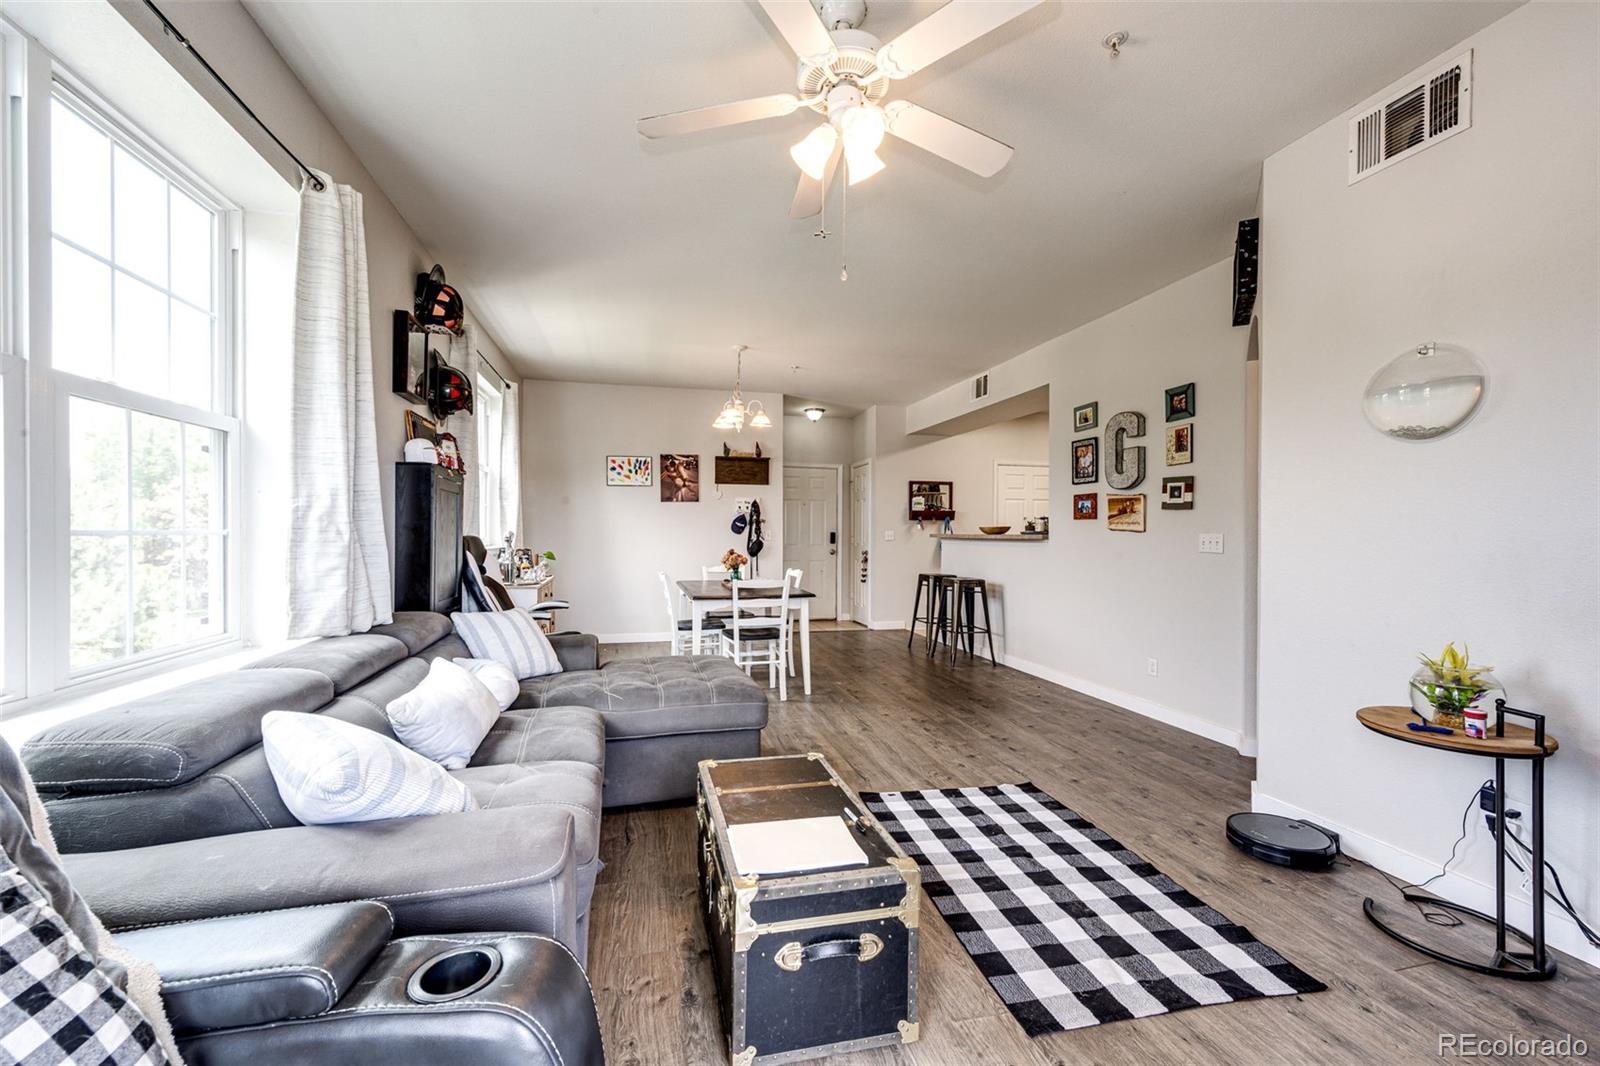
675, 579, 816, 696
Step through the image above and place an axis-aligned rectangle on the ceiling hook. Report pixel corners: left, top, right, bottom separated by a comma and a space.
1102, 31, 1128, 58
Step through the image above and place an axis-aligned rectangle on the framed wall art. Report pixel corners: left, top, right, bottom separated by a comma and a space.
1161, 476, 1194, 510
1073, 401, 1099, 432
1073, 493, 1097, 520
607, 455, 653, 486
1166, 423, 1193, 466
1106, 493, 1146, 532
1165, 382, 1195, 422
1071, 437, 1098, 485
660, 454, 700, 502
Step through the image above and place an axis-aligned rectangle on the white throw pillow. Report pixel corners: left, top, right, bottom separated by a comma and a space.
451, 610, 564, 680
453, 657, 519, 711
385, 658, 502, 768
261, 711, 478, 825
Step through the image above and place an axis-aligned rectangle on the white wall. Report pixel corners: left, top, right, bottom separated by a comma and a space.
1255, 2, 1599, 963
118, 0, 516, 572
895, 261, 1251, 746
864, 408, 1050, 624
522, 381, 784, 640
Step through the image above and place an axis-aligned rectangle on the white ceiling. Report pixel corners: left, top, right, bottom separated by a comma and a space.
242, 0, 1516, 409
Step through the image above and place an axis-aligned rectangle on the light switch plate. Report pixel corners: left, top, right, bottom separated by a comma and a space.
1199, 533, 1224, 554
883, 530, 896, 542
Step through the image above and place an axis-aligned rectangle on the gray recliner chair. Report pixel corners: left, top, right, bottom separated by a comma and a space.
0, 735, 605, 1065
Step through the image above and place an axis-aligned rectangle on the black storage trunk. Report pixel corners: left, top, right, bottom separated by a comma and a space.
697, 754, 921, 1065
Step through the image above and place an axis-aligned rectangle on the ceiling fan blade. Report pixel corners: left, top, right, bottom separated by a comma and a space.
884, 100, 1013, 177
637, 94, 801, 139
789, 142, 842, 218
758, 0, 835, 62
876, 0, 1043, 79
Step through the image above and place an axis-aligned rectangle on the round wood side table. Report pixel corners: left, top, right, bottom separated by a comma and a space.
1356, 703, 1559, 980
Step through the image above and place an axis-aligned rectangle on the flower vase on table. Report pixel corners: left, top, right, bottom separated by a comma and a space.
1409, 642, 1503, 731
721, 548, 749, 587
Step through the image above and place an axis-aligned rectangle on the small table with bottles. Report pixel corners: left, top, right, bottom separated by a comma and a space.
1355, 703, 1559, 980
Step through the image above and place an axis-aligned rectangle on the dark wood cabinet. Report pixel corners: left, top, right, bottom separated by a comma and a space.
394, 462, 463, 613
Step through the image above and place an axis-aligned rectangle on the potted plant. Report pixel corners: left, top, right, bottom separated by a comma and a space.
721, 548, 749, 583
1410, 642, 1503, 729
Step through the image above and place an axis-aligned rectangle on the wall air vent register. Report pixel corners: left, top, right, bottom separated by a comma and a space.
1348, 50, 1472, 184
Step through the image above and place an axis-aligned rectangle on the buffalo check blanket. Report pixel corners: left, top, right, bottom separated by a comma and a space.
862, 783, 1324, 1036
0, 854, 166, 1066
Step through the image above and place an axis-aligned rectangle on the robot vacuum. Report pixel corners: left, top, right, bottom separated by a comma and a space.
1226, 812, 1340, 870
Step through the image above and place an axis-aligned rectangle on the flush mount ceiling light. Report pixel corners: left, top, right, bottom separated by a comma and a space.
713, 345, 772, 433
637, 0, 1042, 215
803, 407, 826, 422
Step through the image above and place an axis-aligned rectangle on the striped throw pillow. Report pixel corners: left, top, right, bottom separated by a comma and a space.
261, 711, 478, 826
451, 609, 563, 680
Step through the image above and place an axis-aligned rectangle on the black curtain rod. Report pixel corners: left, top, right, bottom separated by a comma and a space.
142, 0, 327, 192
480, 355, 511, 391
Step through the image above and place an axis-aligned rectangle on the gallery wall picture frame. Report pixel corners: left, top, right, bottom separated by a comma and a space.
1071, 437, 1099, 485
404, 410, 437, 444
1106, 493, 1147, 532
1073, 493, 1098, 520
1161, 476, 1195, 510
659, 453, 700, 503
1165, 382, 1195, 422
1073, 401, 1099, 431
392, 310, 430, 404
1165, 423, 1194, 466
607, 455, 653, 486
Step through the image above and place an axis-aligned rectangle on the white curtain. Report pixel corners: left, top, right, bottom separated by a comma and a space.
447, 326, 480, 537
287, 172, 393, 637
498, 380, 521, 544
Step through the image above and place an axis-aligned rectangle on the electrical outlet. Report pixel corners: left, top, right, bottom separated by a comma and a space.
883, 530, 895, 542
1146, 658, 1159, 677
1198, 533, 1224, 554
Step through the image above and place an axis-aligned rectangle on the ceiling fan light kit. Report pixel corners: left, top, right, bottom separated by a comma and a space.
637, 0, 1043, 258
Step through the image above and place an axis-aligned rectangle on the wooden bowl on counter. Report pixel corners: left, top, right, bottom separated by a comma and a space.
979, 525, 1012, 535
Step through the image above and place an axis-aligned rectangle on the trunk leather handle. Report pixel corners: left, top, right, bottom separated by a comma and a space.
774, 933, 883, 971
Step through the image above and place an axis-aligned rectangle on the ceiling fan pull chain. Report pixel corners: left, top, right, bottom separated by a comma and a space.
840, 157, 849, 282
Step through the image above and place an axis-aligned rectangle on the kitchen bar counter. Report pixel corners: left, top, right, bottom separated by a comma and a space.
931, 532, 1048, 541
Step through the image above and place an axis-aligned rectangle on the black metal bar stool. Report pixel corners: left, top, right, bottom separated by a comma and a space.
949, 577, 997, 666
926, 575, 962, 658
907, 572, 953, 650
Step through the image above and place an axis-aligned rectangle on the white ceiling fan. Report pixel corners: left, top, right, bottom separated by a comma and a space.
636, 0, 1043, 218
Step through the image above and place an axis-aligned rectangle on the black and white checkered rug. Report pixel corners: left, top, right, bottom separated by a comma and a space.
862, 783, 1325, 1036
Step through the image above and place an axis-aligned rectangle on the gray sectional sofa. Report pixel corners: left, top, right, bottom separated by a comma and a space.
23, 611, 770, 964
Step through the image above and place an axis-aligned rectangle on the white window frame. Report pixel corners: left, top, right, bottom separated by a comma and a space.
2, 30, 245, 711
475, 366, 503, 540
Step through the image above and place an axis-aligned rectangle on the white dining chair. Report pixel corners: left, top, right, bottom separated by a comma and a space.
721, 578, 790, 701
660, 571, 722, 655
783, 567, 803, 677
701, 565, 734, 619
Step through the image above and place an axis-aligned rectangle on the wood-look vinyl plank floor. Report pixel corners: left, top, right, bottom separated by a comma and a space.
590, 631, 1599, 1065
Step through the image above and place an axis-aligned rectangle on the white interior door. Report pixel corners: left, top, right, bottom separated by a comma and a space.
783, 465, 839, 619
850, 462, 869, 622
995, 463, 1050, 527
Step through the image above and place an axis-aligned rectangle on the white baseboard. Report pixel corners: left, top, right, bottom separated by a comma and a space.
869, 620, 906, 631
1252, 787, 1600, 969
1002, 653, 1243, 751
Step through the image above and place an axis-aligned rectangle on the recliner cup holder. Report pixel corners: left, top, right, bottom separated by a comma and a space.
406, 945, 504, 1003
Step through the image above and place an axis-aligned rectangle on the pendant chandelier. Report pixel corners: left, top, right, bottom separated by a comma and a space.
713, 345, 772, 432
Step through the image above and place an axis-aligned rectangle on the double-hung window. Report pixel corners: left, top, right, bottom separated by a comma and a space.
475, 368, 503, 540
45, 86, 237, 682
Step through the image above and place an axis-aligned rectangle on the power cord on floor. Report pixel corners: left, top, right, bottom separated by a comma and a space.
1373, 781, 1487, 929
1501, 825, 1600, 949
1374, 778, 1600, 947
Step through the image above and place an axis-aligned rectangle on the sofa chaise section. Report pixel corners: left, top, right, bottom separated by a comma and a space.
512, 655, 768, 807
